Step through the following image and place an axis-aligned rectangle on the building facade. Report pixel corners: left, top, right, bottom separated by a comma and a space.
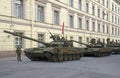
0, 0, 120, 57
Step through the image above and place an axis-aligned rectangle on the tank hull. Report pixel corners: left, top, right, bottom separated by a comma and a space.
82, 47, 111, 57
110, 47, 120, 54
24, 47, 84, 62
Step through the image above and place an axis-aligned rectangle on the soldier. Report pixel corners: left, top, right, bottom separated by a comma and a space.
16, 46, 22, 62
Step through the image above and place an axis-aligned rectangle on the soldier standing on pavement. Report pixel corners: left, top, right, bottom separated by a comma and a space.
16, 46, 22, 62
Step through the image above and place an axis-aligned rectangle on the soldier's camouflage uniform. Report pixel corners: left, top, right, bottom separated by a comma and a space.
16, 46, 22, 62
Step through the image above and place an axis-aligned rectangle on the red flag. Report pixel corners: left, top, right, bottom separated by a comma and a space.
62, 22, 64, 34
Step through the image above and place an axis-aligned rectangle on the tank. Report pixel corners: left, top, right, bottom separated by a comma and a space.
4, 30, 83, 62
72, 39, 111, 57
106, 38, 120, 54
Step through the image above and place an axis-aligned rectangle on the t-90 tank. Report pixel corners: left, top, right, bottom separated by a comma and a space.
72, 39, 111, 57
106, 38, 120, 54
4, 30, 83, 62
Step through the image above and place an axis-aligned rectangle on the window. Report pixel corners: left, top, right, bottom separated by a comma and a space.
78, 18, 82, 29
79, 37, 82, 47
98, 23, 100, 32
112, 3, 114, 11
78, 0, 82, 10
102, 10, 105, 19
115, 28, 117, 35
103, 25, 105, 33
86, 37, 89, 44
106, 0, 108, 8
112, 15, 114, 23
86, 20, 89, 30
115, 6, 117, 13
118, 18, 120, 25
86, 2, 89, 13
115, 16, 117, 24
106, 26, 109, 34
15, 32, 24, 48
92, 4, 95, 15
118, 8, 120, 14
106, 13, 108, 21
69, 15, 74, 28
69, 0, 73, 7
14, 0, 23, 18
54, 10, 59, 25
103, 0, 105, 6
92, 22, 95, 32
38, 6, 44, 22
112, 27, 114, 35
118, 28, 120, 36
98, 8, 100, 17
38, 34, 45, 47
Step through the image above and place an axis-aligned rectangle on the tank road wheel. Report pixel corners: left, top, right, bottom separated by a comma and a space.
108, 52, 111, 56
27, 54, 37, 61
118, 51, 120, 54
68, 54, 72, 61
63, 54, 68, 61
94, 52, 100, 57
99, 53, 102, 57
72, 54, 76, 60
100, 53, 103, 57
30, 56, 39, 61
52, 55, 58, 62
44, 52, 53, 61
106, 53, 109, 56
76, 54, 81, 60
79, 54, 82, 59
104, 52, 107, 56
57, 54, 63, 62
115, 51, 120, 54
93, 52, 97, 57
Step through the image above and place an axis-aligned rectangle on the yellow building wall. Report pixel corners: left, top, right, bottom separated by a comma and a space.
0, 0, 120, 58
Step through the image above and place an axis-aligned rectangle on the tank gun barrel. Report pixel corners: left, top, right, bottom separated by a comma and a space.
72, 40, 91, 47
4, 30, 49, 46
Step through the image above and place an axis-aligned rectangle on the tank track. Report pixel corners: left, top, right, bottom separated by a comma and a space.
25, 50, 83, 62
94, 52, 111, 57
43, 52, 83, 62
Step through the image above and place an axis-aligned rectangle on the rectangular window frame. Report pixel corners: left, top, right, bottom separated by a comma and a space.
78, 17, 82, 29
69, 0, 73, 7
53, 10, 59, 25
69, 14, 74, 28
37, 5, 44, 22
92, 21, 95, 32
14, 0, 23, 18
86, 19, 89, 31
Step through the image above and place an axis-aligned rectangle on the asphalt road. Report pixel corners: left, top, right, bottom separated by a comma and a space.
0, 55, 120, 78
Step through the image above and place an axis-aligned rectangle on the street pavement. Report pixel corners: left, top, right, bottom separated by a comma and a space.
0, 55, 120, 78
